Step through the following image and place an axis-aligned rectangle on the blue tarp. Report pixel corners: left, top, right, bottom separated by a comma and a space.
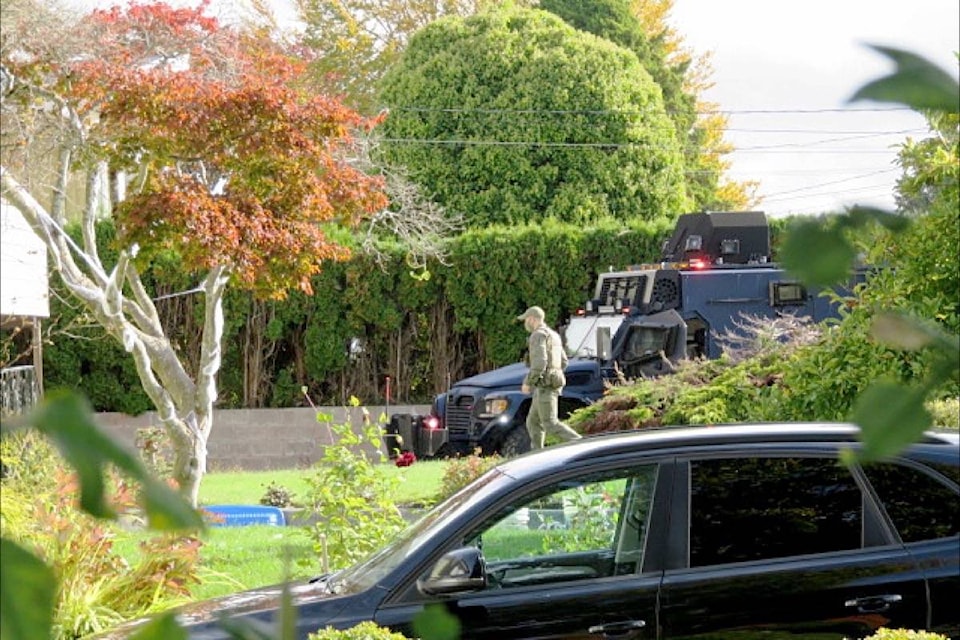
203, 504, 285, 527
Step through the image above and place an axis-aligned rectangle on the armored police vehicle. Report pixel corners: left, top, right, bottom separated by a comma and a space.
386, 211, 862, 458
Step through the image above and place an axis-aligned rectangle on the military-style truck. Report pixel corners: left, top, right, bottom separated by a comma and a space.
385, 211, 862, 459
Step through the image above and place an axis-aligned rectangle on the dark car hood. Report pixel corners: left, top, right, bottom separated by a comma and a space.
452, 359, 596, 390
455, 362, 529, 389
95, 578, 346, 638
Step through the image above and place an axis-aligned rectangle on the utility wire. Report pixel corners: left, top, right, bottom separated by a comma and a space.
763, 183, 896, 203
759, 169, 898, 198
724, 127, 926, 134
388, 105, 915, 116
379, 136, 908, 153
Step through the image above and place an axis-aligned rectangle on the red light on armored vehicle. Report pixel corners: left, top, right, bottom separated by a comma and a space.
424, 416, 440, 430
689, 258, 710, 270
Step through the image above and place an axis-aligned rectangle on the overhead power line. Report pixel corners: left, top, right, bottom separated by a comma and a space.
759, 169, 899, 198
379, 136, 908, 154
388, 105, 916, 116
762, 184, 896, 204
724, 127, 926, 135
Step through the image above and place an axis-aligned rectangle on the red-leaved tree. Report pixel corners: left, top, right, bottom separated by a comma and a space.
1, 0, 387, 505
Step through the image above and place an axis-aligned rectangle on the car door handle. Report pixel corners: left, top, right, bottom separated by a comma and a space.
845, 594, 903, 613
588, 619, 646, 636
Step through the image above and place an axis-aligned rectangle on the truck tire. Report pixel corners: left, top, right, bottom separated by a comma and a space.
500, 426, 531, 457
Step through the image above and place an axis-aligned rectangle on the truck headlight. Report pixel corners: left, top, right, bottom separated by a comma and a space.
479, 397, 509, 418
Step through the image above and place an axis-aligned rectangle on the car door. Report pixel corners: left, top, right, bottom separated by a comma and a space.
657, 452, 929, 639
375, 461, 671, 639
859, 456, 960, 637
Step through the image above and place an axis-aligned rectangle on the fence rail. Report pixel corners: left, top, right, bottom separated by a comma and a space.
1, 365, 39, 417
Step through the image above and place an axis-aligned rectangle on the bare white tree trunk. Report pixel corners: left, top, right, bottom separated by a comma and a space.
1, 165, 227, 507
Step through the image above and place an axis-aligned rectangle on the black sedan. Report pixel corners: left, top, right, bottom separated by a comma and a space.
104, 423, 960, 639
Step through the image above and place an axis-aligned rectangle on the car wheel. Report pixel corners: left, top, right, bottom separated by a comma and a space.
500, 426, 531, 457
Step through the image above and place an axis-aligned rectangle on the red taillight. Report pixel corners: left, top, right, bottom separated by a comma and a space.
424, 416, 440, 430
689, 258, 710, 270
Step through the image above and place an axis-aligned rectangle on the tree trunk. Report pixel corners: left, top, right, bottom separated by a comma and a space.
166, 412, 209, 508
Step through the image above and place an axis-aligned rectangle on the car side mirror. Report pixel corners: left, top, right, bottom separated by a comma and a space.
417, 547, 487, 596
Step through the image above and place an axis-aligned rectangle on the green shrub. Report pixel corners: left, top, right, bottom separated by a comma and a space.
927, 397, 960, 429
259, 481, 296, 508
302, 401, 406, 571
43, 218, 675, 410
3, 469, 200, 639
863, 629, 949, 640
135, 426, 172, 479
0, 429, 61, 494
436, 450, 502, 502
309, 621, 410, 640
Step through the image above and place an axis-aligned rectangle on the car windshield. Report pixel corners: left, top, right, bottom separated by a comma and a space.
329, 468, 509, 594
626, 326, 668, 359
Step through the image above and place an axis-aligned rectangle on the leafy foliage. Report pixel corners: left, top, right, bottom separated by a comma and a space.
3, 0, 395, 507
377, 5, 689, 227
136, 426, 173, 479
863, 630, 948, 640
777, 45, 959, 461
60, 3, 388, 299
575, 234, 957, 456
298, 0, 521, 114
436, 450, 502, 502
302, 400, 406, 570
44, 217, 674, 406
539, 0, 721, 210
0, 538, 55, 640
259, 482, 297, 508
541, 484, 622, 552
850, 46, 959, 112
0, 391, 203, 640
309, 621, 412, 640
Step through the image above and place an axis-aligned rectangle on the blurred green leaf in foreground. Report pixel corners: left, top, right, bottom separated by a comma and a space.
782, 45, 959, 463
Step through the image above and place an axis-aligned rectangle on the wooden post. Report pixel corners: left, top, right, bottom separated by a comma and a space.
32, 316, 43, 398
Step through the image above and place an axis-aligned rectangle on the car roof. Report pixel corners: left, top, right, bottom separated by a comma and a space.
497, 422, 959, 479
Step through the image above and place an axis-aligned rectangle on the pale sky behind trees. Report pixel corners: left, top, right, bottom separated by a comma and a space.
69, 0, 959, 217
669, 0, 959, 216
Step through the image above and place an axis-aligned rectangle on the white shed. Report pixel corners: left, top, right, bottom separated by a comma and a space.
1, 198, 49, 413
1, 198, 49, 318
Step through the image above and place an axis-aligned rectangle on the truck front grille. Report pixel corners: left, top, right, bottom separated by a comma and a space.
445, 393, 474, 435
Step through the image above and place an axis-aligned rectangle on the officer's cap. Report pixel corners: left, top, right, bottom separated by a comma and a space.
516, 306, 545, 322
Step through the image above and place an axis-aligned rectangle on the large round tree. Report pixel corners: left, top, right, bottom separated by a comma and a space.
377, 6, 690, 227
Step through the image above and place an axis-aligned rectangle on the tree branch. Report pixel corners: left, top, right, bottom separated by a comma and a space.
82, 162, 109, 263
196, 265, 230, 419
122, 261, 164, 332
350, 134, 462, 269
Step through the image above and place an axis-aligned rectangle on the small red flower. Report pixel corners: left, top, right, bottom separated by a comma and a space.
395, 451, 417, 467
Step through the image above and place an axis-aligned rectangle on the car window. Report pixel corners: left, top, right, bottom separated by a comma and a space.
465, 465, 658, 589
861, 461, 960, 543
689, 457, 863, 567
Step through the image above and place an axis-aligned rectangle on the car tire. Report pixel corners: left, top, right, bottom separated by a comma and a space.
500, 426, 531, 457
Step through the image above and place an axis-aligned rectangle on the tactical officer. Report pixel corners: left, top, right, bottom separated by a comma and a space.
518, 306, 582, 449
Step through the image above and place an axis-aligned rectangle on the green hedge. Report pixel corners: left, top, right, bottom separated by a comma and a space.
43, 216, 679, 411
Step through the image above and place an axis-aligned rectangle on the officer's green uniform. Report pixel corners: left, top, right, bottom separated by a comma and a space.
523, 321, 581, 450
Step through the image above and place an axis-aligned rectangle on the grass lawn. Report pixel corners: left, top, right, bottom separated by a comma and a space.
113, 458, 450, 603
199, 458, 447, 507
113, 525, 317, 601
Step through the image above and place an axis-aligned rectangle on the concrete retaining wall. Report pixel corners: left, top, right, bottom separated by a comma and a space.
96, 405, 431, 471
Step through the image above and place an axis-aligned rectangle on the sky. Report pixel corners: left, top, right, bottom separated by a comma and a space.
667, 0, 959, 216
